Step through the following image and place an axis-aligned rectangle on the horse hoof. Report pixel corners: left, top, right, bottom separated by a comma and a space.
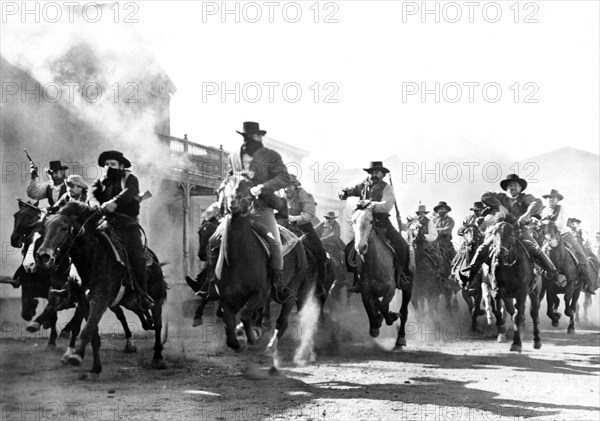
497, 333, 507, 343
510, 344, 522, 353
551, 320, 559, 327
269, 366, 279, 376
192, 318, 203, 327
252, 327, 263, 341
385, 312, 399, 326
369, 328, 380, 338
26, 322, 40, 333
123, 344, 138, 353
68, 354, 83, 366
151, 359, 167, 369
567, 328, 575, 335
533, 340, 542, 349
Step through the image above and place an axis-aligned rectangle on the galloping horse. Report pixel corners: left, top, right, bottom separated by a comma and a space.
540, 221, 582, 334
488, 220, 542, 352
214, 174, 311, 363
36, 202, 168, 375
452, 224, 487, 331
350, 201, 411, 348
406, 218, 443, 315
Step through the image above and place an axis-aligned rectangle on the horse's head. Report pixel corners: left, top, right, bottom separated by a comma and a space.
462, 224, 482, 248
198, 218, 218, 261
11, 199, 41, 248
351, 200, 375, 256
222, 174, 254, 215
540, 220, 560, 248
36, 201, 95, 270
491, 222, 517, 265
406, 217, 425, 246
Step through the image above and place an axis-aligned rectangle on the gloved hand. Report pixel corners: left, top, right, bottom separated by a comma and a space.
101, 200, 118, 213
30, 163, 38, 179
338, 190, 348, 200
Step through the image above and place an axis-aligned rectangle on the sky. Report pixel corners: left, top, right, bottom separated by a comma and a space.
128, 0, 600, 167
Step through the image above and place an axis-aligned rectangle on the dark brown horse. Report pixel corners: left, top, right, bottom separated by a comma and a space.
540, 221, 582, 334
350, 201, 411, 349
488, 221, 542, 352
406, 218, 444, 315
214, 174, 311, 367
36, 202, 168, 375
452, 224, 487, 331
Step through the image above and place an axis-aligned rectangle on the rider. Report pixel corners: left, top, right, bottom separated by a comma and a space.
200, 122, 294, 304
315, 211, 346, 259
540, 189, 595, 294
432, 201, 457, 264
27, 160, 68, 206
87, 150, 154, 309
339, 161, 412, 292
285, 174, 328, 285
47, 175, 89, 213
457, 202, 485, 236
412, 204, 442, 266
462, 174, 566, 295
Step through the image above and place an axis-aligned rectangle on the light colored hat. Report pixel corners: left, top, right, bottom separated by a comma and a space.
65, 174, 88, 189
324, 211, 338, 219
416, 204, 429, 214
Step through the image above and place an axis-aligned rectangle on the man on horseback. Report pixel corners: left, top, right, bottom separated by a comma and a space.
412, 204, 442, 265
285, 174, 329, 285
315, 211, 346, 259
432, 201, 457, 264
457, 202, 485, 236
199, 122, 294, 303
47, 175, 89, 213
541, 189, 595, 294
339, 161, 412, 292
87, 150, 154, 310
27, 160, 68, 206
463, 174, 566, 295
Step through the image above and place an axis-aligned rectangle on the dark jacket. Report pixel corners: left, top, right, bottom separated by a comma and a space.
481, 191, 542, 219
88, 171, 140, 218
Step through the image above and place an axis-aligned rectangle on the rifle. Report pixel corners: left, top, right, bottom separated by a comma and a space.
23, 148, 34, 164
387, 172, 404, 231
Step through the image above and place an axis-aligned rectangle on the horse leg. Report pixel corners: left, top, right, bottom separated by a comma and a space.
192, 298, 209, 327
240, 292, 267, 346
546, 291, 560, 327
62, 305, 85, 364
481, 282, 495, 326
151, 304, 167, 369
510, 296, 525, 352
361, 291, 383, 338
492, 295, 507, 342
47, 311, 58, 348
583, 293, 591, 322
90, 326, 102, 375
394, 289, 412, 350
378, 287, 398, 326
567, 287, 581, 334
110, 306, 136, 353
529, 291, 542, 349
221, 304, 241, 352
68, 293, 108, 373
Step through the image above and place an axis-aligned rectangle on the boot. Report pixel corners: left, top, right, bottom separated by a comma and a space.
194, 267, 219, 299
271, 270, 294, 304
579, 263, 596, 295
533, 248, 567, 288
347, 271, 361, 293
461, 244, 488, 282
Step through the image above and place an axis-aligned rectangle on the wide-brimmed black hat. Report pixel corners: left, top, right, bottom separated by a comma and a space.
433, 201, 452, 212
363, 161, 390, 174
568, 217, 582, 225
236, 121, 266, 137
500, 174, 527, 191
98, 150, 131, 168
470, 201, 484, 211
289, 174, 301, 187
47, 160, 69, 173
542, 189, 564, 201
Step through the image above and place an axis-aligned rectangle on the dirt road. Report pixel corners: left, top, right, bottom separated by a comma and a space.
1, 294, 599, 421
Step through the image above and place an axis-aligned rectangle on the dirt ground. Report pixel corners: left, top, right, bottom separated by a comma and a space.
1, 290, 599, 421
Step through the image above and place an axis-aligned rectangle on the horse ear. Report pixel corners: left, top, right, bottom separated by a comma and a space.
18, 200, 24, 209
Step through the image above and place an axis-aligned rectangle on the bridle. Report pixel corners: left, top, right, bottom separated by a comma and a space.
47, 210, 101, 267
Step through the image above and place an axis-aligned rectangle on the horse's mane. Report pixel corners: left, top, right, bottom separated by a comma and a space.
492, 213, 518, 226
57, 201, 91, 217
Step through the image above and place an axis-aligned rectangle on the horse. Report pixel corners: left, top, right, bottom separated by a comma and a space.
36, 202, 168, 375
406, 218, 444, 315
350, 201, 411, 349
213, 174, 313, 367
8, 199, 137, 356
488, 221, 542, 352
540, 221, 582, 334
452, 224, 488, 331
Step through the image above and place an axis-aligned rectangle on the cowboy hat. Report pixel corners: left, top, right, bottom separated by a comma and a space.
363, 161, 390, 174
542, 189, 564, 201
98, 150, 131, 168
236, 121, 266, 137
568, 217, 581, 224
324, 211, 338, 219
470, 201, 484, 211
65, 174, 88, 189
47, 160, 69, 173
288, 174, 301, 187
416, 204, 429, 214
500, 174, 527, 191
433, 201, 452, 212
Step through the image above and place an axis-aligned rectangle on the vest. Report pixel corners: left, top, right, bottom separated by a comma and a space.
417, 215, 430, 234
46, 183, 67, 206
542, 204, 561, 222
361, 180, 387, 202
